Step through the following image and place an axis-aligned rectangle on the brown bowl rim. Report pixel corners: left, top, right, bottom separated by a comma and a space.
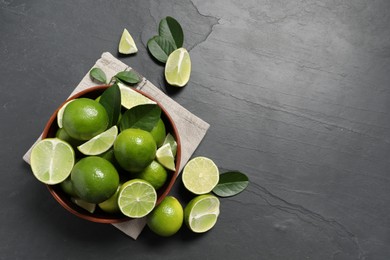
41, 85, 181, 223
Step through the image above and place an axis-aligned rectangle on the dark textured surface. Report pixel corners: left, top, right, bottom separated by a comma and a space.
1, 0, 390, 259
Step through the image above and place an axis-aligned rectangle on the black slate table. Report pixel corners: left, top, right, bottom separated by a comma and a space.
1, 1, 389, 259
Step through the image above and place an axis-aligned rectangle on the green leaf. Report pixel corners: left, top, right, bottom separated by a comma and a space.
114, 70, 140, 85
119, 104, 161, 132
212, 171, 249, 197
159, 16, 184, 49
99, 83, 121, 127
147, 35, 176, 63
90, 68, 107, 84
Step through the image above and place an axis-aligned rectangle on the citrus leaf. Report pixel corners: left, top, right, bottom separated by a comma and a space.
99, 83, 121, 127
147, 35, 176, 63
90, 68, 107, 84
119, 104, 161, 132
212, 171, 249, 197
114, 70, 140, 85
159, 16, 184, 49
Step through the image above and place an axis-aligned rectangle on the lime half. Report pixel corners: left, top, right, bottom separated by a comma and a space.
165, 48, 191, 87
118, 28, 138, 54
156, 143, 176, 171
118, 179, 157, 218
77, 125, 118, 155
184, 194, 220, 233
118, 83, 156, 109
30, 138, 75, 185
182, 157, 219, 194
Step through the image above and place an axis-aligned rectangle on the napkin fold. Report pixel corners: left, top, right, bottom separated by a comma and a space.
23, 52, 210, 239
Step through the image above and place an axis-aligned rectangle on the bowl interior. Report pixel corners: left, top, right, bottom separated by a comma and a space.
42, 85, 181, 223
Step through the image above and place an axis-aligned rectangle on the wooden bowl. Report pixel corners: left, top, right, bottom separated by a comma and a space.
41, 85, 181, 223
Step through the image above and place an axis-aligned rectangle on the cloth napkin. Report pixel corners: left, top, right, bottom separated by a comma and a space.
23, 52, 210, 239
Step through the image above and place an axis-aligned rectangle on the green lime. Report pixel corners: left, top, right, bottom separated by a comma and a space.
162, 133, 177, 157
98, 184, 121, 214
118, 179, 157, 218
55, 128, 84, 148
156, 143, 175, 171
165, 48, 191, 87
118, 83, 156, 109
62, 98, 109, 141
182, 157, 219, 194
59, 176, 77, 197
184, 194, 220, 233
135, 160, 168, 190
150, 118, 166, 147
114, 128, 157, 172
147, 196, 183, 237
77, 125, 118, 155
118, 28, 138, 54
30, 138, 75, 185
71, 156, 119, 203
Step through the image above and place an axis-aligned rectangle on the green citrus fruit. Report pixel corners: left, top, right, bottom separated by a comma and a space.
150, 118, 166, 147
165, 48, 191, 87
147, 196, 183, 237
71, 156, 119, 203
135, 160, 168, 190
98, 184, 121, 214
55, 128, 84, 148
62, 98, 109, 141
182, 157, 219, 194
184, 194, 220, 233
59, 176, 77, 197
114, 128, 157, 172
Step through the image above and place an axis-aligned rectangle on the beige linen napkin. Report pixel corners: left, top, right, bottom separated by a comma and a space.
23, 52, 210, 239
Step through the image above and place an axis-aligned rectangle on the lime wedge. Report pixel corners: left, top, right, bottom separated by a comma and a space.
30, 138, 75, 185
57, 100, 74, 128
162, 133, 177, 157
184, 194, 220, 233
118, 83, 156, 109
71, 197, 96, 213
118, 179, 157, 218
118, 28, 138, 54
156, 143, 176, 171
182, 157, 219, 194
165, 47, 191, 87
77, 125, 118, 155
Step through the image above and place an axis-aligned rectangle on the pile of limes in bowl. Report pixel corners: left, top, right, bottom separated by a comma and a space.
30, 84, 178, 219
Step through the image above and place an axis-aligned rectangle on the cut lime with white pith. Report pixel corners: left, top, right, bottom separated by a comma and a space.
165, 48, 191, 87
182, 157, 219, 194
77, 125, 118, 155
30, 138, 75, 185
57, 100, 74, 128
118, 28, 138, 54
156, 143, 176, 171
118, 83, 156, 109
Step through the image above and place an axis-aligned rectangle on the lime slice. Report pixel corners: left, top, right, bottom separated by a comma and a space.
162, 133, 177, 157
57, 100, 74, 128
165, 47, 191, 87
184, 194, 220, 233
77, 125, 118, 155
156, 143, 176, 171
118, 83, 156, 109
71, 198, 96, 213
30, 138, 75, 185
182, 157, 219, 194
118, 28, 138, 54
118, 179, 157, 218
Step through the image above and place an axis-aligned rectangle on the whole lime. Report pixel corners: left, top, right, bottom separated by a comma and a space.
62, 98, 109, 141
150, 118, 166, 147
71, 156, 119, 203
135, 160, 168, 190
147, 196, 183, 237
114, 128, 157, 172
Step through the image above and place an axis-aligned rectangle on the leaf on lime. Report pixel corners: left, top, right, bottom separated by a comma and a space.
212, 171, 249, 197
99, 83, 121, 127
119, 104, 161, 132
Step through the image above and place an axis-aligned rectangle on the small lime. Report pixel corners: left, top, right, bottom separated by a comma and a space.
135, 160, 168, 190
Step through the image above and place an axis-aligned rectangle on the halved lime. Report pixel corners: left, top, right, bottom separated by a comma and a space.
30, 138, 75, 185
182, 157, 219, 194
77, 125, 118, 155
118, 179, 157, 218
118, 83, 156, 109
165, 47, 191, 87
118, 28, 138, 54
156, 143, 176, 171
57, 100, 74, 128
184, 194, 220, 233
162, 133, 177, 157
